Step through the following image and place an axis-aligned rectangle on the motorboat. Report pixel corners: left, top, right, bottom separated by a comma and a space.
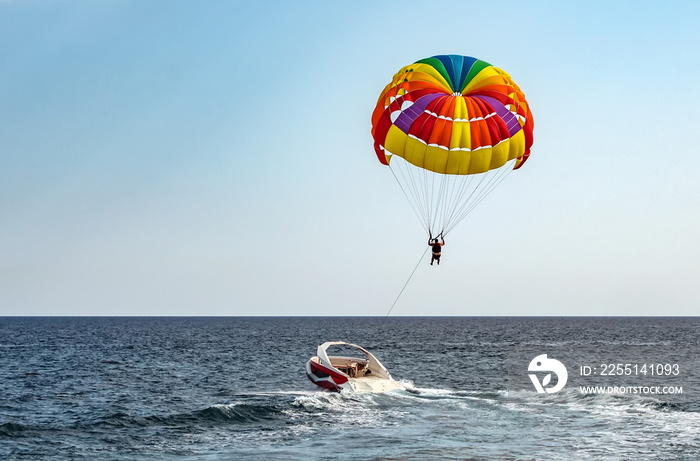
305, 341, 405, 393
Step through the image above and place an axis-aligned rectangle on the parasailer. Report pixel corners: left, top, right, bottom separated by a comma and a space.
429, 236, 445, 266
371, 55, 534, 253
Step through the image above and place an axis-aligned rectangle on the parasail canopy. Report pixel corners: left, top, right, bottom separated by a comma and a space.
371, 55, 534, 237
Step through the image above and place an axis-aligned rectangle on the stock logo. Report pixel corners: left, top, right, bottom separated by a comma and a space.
528, 354, 568, 394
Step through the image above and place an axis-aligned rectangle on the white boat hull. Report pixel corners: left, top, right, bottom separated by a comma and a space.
305, 342, 404, 393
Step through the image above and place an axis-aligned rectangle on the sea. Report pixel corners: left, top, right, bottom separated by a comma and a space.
1, 317, 699, 460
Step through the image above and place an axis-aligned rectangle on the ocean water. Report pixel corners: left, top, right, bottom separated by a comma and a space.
1, 317, 699, 460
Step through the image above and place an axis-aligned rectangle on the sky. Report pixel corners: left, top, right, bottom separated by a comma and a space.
1, 1, 699, 316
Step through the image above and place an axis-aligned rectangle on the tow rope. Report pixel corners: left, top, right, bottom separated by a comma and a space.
383, 245, 430, 320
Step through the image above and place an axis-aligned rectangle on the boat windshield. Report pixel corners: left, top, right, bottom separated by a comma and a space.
324, 344, 368, 361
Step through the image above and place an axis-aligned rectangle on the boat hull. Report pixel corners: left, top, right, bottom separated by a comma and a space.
305, 358, 346, 392
305, 356, 404, 393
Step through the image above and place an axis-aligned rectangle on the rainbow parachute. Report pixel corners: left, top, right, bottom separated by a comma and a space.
371, 55, 534, 237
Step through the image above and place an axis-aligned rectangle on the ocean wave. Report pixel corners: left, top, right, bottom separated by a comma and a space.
0, 422, 33, 437
196, 403, 282, 423
91, 401, 287, 430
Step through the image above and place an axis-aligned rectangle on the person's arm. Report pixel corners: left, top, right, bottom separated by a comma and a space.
441, 238, 445, 246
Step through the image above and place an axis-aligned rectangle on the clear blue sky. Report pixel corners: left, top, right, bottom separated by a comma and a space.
2, 1, 699, 316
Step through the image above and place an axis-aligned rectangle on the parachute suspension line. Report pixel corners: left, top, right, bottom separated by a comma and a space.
390, 161, 423, 230
423, 166, 432, 230
434, 174, 449, 236
441, 172, 472, 235
406, 159, 430, 228
388, 156, 516, 239
443, 167, 491, 231
454, 174, 477, 228
429, 167, 438, 233
389, 161, 430, 235
383, 245, 430, 320
459, 162, 513, 221
413, 161, 432, 232
460, 163, 513, 218
443, 171, 497, 237
433, 172, 471, 237
423, 165, 434, 235
443, 161, 515, 236
419, 166, 428, 232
